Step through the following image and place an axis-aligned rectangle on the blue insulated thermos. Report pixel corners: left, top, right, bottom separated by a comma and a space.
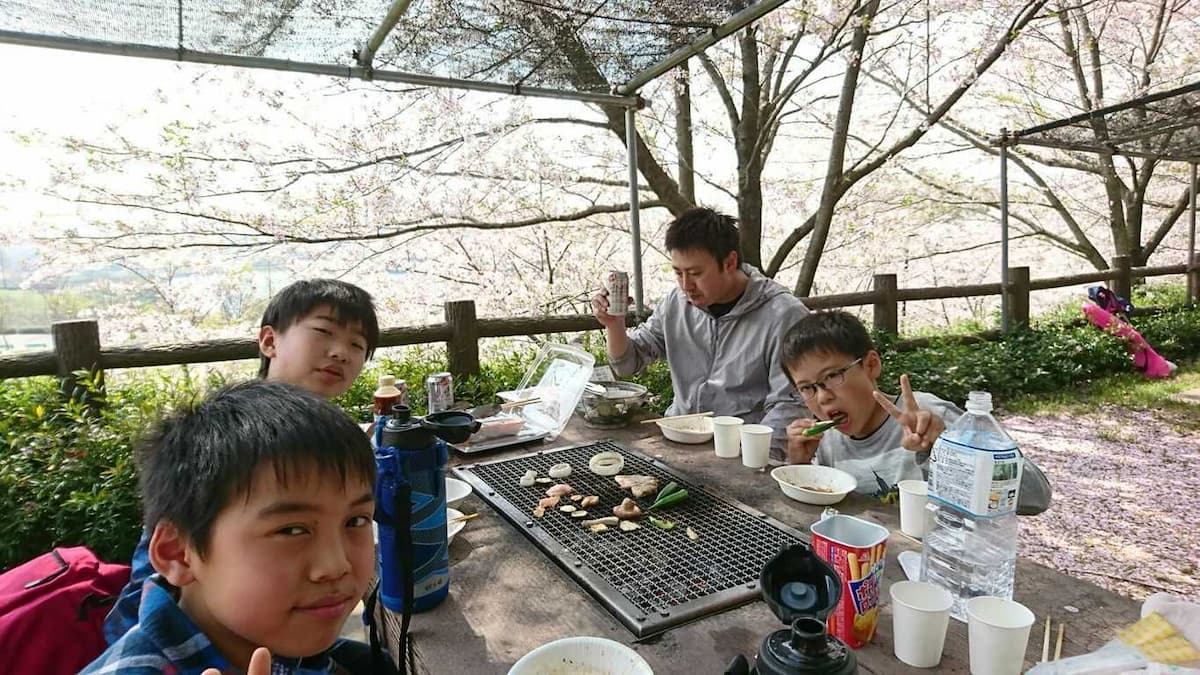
374, 405, 451, 613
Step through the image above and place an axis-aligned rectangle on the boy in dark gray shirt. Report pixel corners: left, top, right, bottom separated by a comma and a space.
780, 311, 1050, 515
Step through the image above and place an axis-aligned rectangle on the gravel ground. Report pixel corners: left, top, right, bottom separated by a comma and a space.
1003, 405, 1200, 602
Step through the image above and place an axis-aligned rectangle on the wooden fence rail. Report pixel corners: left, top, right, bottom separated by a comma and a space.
1, 255, 1197, 387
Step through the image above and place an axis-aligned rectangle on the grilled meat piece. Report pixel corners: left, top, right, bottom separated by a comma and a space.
614, 474, 659, 498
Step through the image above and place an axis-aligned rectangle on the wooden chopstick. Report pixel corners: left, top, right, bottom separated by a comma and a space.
1042, 616, 1052, 662
639, 411, 714, 424
448, 512, 479, 524
499, 397, 541, 410
1054, 623, 1065, 661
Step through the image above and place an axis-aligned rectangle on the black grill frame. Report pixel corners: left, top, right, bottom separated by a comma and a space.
453, 440, 807, 638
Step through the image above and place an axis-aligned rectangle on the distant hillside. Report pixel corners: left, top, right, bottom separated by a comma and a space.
0, 244, 39, 289
0, 289, 51, 328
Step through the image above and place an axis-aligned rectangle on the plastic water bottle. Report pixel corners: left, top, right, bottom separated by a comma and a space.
920, 502, 1018, 621
920, 391, 1020, 621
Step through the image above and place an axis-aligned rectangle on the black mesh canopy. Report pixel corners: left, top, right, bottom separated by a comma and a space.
0, 0, 786, 103
1003, 80, 1200, 163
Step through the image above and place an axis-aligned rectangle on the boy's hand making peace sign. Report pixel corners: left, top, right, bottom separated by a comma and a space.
872, 374, 944, 452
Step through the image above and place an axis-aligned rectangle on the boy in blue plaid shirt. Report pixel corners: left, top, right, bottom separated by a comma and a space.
84, 380, 377, 674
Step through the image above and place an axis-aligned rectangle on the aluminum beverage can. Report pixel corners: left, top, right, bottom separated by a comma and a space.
426, 372, 454, 413
809, 514, 889, 648
604, 270, 629, 315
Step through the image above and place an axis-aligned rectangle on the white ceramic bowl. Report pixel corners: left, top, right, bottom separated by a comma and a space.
447, 507, 466, 544
770, 465, 856, 505
655, 416, 714, 444
446, 476, 473, 508
508, 636, 654, 675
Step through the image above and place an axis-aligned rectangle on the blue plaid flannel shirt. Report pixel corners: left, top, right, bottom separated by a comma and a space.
103, 526, 153, 644
84, 575, 340, 675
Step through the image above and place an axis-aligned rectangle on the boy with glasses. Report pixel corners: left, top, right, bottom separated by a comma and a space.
780, 310, 1050, 514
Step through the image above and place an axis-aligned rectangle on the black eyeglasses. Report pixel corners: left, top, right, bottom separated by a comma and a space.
794, 358, 863, 400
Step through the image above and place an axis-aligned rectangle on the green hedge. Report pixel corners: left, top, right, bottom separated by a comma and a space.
2, 305, 1197, 570
0, 370, 223, 570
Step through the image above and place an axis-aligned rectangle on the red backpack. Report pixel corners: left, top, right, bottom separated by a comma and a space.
0, 547, 131, 674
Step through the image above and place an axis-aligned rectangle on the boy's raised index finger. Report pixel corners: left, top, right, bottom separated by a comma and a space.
248, 648, 272, 675
900, 374, 920, 410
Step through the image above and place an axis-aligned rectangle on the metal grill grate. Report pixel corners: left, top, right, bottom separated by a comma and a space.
453, 440, 805, 637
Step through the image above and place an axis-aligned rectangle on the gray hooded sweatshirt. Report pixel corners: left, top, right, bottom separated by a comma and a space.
610, 265, 809, 451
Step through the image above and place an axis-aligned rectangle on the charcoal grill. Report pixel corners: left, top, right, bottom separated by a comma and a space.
453, 440, 806, 638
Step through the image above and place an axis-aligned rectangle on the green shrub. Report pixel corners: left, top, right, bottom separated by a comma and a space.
881, 306, 1200, 406
0, 371, 208, 571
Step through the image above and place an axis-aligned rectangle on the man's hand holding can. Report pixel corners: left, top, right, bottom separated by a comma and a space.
592, 271, 631, 330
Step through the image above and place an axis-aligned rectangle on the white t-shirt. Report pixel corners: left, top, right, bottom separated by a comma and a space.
815, 391, 962, 494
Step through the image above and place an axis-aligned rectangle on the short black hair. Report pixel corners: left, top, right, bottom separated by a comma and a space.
136, 380, 376, 558
780, 310, 876, 379
664, 207, 741, 267
258, 279, 379, 377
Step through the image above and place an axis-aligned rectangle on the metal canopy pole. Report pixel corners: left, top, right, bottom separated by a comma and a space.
1190, 162, 1198, 304
615, 0, 789, 95
357, 0, 415, 67
1000, 129, 1011, 333
626, 105, 645, 315
0, 31, 641, 107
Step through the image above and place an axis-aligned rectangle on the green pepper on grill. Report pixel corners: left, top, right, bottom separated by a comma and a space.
648, 487, 689, 510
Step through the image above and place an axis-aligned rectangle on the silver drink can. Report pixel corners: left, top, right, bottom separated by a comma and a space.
426, 372, 454, 413
604, 270, 629, 316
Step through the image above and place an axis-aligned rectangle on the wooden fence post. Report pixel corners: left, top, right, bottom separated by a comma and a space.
1111, 255, 1132, 301
873, 274, 898, 335
1189, 252, 1200, 306
444, 300, 480, 380
1007, 266, 1030, 329
51, 319, 104, 408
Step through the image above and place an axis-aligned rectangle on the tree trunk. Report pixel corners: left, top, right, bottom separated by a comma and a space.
737, 26, 765, 270
674, 62, 696, 205
1060, 7, 1130, 257
537, 8, 692, 216
794, 0, 881, 296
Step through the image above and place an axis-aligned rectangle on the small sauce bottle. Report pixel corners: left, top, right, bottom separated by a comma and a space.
373, 375, 403, 425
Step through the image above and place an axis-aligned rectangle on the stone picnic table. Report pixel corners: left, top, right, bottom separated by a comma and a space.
374, 418, 1139, 674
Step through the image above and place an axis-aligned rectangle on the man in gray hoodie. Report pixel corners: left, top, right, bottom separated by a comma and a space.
593, 208, 810, 456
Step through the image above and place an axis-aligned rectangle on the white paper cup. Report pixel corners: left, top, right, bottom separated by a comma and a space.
898, 480, 929, 539
739, 424, 772, 468
890, 581, 954, 668
712, 416, 743, 458
966, 596, 1035, 675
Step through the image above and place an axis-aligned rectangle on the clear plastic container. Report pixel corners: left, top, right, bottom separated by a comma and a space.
919, 500, 1018, 622
496, 343, 595, 440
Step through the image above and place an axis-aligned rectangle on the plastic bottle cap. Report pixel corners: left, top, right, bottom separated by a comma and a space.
378, 375, 396, 388
966, 390, 993, 412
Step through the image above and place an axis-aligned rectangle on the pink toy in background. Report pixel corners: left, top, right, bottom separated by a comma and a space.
1082, 286, 1177, 379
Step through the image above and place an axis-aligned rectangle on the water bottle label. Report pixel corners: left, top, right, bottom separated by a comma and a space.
929, 435, 1022, 516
